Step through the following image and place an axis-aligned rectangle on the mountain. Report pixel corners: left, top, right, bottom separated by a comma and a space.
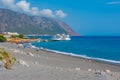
0, 8, 79, 36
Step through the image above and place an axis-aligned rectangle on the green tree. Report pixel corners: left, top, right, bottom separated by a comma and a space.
18, 34, 24, 38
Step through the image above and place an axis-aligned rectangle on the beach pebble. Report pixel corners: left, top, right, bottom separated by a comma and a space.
18, 60, 29, 67
94, 70, 103, 75
88, 69, 92, 72
13, 49, 19, 53
28, 52, 34, 57
36, 49, 39, 51
104, 69, 111, 73
55, 67, 63, 71
55, 67, 59, 69
94, 70, 106, 76
75, 67, 81, 71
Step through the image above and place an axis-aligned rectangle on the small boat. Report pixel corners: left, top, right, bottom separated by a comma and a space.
51, 34, 71, 41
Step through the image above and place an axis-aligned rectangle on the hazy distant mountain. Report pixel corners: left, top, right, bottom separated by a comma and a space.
0, 8, 79, 36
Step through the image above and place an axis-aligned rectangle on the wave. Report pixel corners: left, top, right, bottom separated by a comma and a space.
30, 43, 120, 66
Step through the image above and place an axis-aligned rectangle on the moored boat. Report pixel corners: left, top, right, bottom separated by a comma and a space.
51, 34, 71, 41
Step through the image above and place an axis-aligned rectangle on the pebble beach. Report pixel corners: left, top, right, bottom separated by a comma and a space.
0, 42, 120, 80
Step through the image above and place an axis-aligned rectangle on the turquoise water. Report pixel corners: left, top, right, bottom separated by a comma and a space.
31, 36, 120, 63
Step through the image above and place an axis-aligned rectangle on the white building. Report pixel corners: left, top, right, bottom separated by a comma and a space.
3, 32, 19, 38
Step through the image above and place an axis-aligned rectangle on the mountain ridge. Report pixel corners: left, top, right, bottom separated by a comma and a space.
0, 8, 79, 36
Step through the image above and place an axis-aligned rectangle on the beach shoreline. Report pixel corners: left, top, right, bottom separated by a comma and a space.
30, 42, 120, 67
0, 42, 120, 80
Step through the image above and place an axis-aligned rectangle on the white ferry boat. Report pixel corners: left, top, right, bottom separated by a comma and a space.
51, 34, 71, 41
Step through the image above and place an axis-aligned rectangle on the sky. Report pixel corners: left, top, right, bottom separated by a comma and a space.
0, 0, 120, 36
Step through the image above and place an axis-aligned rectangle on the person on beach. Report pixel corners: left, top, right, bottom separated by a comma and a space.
23, 43, 27, 49
18, 41, 23, 48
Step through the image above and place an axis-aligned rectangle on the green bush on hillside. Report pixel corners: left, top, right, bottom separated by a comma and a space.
0, 35, 6, 42
11, 35, 17, 38
18, 34, 24, 38
11, 34, 24, 38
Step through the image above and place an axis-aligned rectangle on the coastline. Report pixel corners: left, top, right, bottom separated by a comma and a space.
30, 43, 120, 66
0, 42, 120, 80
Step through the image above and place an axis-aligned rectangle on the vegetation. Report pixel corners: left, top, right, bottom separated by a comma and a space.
0, 35, 6, 42
18, 34, 24, 38
11, 34, 24, 38
0, 48, 16, 69
11, 35, 17, 38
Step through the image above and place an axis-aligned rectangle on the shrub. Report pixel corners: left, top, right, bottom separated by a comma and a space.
18, 34, 24, 38
11, 34, 24, 38
0, 48, 16, 69
11, 35, 17, 38
0, 35, 6, 42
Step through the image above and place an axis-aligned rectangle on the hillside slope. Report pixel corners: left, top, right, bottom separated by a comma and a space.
0, 8, 79, 36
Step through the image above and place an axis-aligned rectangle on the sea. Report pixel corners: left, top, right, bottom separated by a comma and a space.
29, 36, 120, 64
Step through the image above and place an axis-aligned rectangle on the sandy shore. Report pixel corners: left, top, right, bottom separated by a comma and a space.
0, 42, 120, 80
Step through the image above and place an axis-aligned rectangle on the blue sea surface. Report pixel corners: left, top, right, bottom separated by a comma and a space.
31, 36, 120, 62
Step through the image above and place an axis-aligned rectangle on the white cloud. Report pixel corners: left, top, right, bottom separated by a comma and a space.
1, 0, 67, 18
106, 1, 120, 5
56, 10, 67, 18
31, 7, 39, 15
1, 0, 17, 10
16, 0, 30, 12
1, 0, 14, 6
40, 9, 54, 17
